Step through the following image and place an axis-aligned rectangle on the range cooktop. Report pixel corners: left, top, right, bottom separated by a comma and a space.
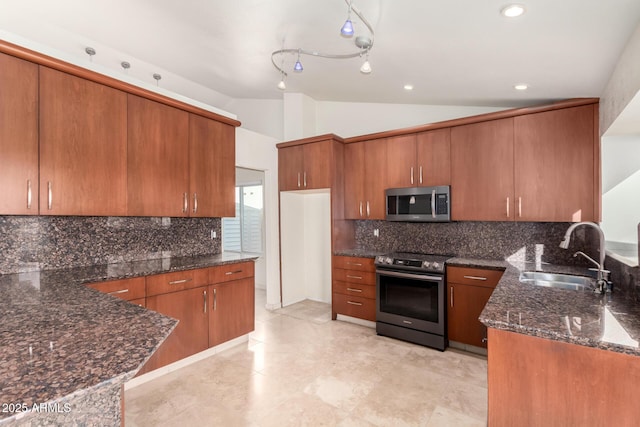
374, 252, 451, 273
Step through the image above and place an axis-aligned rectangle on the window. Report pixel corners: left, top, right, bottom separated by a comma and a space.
223, 184, 263, 254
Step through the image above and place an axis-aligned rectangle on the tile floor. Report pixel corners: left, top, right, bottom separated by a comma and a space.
125, 290, 488, 426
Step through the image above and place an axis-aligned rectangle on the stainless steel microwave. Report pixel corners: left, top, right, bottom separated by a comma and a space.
385, 186, 451, 222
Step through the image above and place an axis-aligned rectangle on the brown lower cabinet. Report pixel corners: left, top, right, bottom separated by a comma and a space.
332, 256, 376, 321
446, 266, 504, 348
488, 328, 640, 425
209, 278, 255, 347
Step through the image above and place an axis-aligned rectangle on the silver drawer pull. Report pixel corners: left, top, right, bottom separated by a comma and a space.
225, 270, 243, 275
107, 289, 129, 295
347, 301, 363, 306
346, 262, 363, 266
346, 275, 363, 280
403, 320, 413, 325
27, 179, 32, 209
346, 287, 362, 293
463, 275, 487, 281
168, 278, 192, 285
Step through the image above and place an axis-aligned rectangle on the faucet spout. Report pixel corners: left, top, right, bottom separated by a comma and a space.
560, 222, 610, 293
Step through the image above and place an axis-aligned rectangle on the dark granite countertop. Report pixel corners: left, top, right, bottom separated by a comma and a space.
0, 252, 257, 422
454, 258, 640, 357
334, 249, 387, 259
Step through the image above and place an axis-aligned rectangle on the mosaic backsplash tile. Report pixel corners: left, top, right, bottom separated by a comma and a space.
0, 216, 221, 274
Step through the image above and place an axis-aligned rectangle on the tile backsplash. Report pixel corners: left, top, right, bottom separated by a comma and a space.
0, 216, 221, 274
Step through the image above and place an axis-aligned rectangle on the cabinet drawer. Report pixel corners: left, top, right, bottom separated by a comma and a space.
333, 268, 376, 286
146, 268, 209, 297
333, 280, 376, 299
86, 277, 145, 301
447, 266, 504, 288
210, 261, 255, 283
333, 292, 376, 321
333, 256, 375, 272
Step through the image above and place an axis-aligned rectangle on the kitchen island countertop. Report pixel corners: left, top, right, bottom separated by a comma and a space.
0, 252, 257, 424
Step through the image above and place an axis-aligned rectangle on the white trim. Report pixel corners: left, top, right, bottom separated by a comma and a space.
124, 335, 249, 390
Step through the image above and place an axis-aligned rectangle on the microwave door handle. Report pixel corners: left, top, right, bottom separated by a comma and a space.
431, 189, 436, 218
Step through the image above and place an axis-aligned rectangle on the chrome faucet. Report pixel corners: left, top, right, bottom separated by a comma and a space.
559, 222, 611, 293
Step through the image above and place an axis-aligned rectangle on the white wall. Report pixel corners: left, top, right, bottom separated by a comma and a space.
316, 101, 506, 138
235, 128, 281, 309
223, 99, 284, 142
280, 190, 332, 306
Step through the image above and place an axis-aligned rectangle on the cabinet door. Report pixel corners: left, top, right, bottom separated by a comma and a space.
209, 278, 255, 347
278, 145, 304, 191
447, 283, 494, 348
189, 114, 235, 217
364, 138, 388, 220
344, 142, 366, 219
386, 134, 417, 188
417, 128, 451, 186
127, 95, 189, 217
451, 118, 515, 221
39, 67, 127, 216
303, 141, 333, 189
0, 52, 38, 215
142, 287, 209, 372
514, 105, 595, 222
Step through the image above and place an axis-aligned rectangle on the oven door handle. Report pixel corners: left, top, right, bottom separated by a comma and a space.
377, 270, 443, 282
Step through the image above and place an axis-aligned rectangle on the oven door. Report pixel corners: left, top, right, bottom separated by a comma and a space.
376, 268, 445, 335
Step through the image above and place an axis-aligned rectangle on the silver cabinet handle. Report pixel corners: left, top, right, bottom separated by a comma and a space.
506, 196, 510, 218
297, 172, 301, 188
27, 180, 32, 209
47, 181, 52, 210
410, 167, 414, 185
182, 192, 188, 213
303, 172, 307, 188
213, 288, 217, 311
108, 289, 129, 295
482, 337, 488, 343
359, 201, 363, 217
518, 197, 522, 218
403, 320, 413, 325
203, 290, 207, 313
346, 275, 363, 280
366, 201, 370, 217
419, 166, 423, 184
463, 275, 488, 281
225, 270, 243, 275
193, 193, 198, 214
346, 262, 363, 267
450, 287, 454, 308
431, 189, 436, 218
168, 278, 192, 285
346, 287, 362, 293
347, 301, 362, 306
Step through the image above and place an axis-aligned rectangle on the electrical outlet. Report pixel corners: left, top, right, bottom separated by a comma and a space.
374, 229, 379, 237
210, 230, 217, 239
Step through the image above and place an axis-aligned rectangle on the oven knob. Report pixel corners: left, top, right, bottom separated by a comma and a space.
432, 262, 442, 271
376, 256, 384, 264
422, 261, 431, 269
384, 257, 393, 264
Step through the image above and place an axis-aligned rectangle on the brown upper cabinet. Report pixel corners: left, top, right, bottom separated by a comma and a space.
344, 139, 387, 219
189, 114, 236, 217
451, 118, 515, 221
39, 67, 128, 216
451, 104, 597, 222
279, 140, 332, 191
514, 105, 596, 222
0, 52, 39, 215
127, 95, 190, 217
386, 129, 451, 188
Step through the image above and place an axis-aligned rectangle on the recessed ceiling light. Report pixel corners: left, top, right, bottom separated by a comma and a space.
501, 4, 526, 18
514, 84, 529, 91
403, 84, 414, 91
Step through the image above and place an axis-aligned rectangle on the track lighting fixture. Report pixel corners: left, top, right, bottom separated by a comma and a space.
271, 0, 374, 89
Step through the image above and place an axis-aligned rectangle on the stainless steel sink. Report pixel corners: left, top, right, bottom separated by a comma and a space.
519, 271, 595, 291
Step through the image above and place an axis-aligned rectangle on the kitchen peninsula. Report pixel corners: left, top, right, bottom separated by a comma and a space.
0, 253, 256, 425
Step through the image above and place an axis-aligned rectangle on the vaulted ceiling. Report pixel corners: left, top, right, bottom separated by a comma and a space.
1, 0, 640, 108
